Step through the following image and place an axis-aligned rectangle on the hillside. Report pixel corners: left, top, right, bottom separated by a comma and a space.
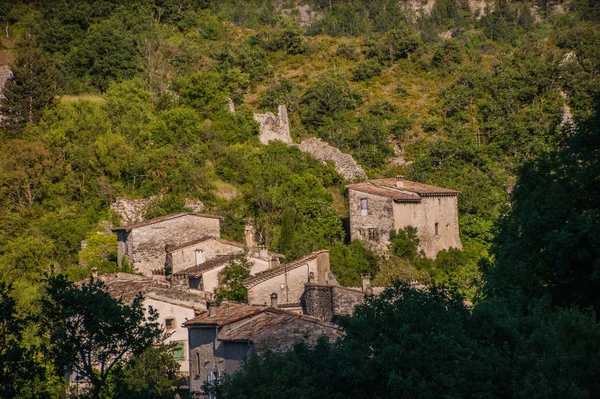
1, 0, 599, 305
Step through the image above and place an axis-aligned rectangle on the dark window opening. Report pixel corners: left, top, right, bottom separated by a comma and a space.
435, 223, 439, 236
165, 317, 175, 330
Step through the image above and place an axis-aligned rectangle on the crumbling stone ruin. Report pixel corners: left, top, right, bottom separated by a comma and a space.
254, 104, 368, 181
295, 137, 367, 181
254, 105, 292, 145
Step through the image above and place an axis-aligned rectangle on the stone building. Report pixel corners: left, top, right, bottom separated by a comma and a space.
113, 213, 223, 276
301, 274, 386, 322
83, 272, 211, 374
243, 250, 337, 310
184, 299, 339, 395
169, 237, 284, 293
346, 177, 462, 257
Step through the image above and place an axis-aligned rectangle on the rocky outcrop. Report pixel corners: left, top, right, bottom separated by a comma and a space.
111, 197, 205, 225
0, 66, 12, 100
295, 138, 367, 181
254, 105, 292, 145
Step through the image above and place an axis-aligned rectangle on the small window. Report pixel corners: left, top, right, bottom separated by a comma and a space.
435, 223, 439, 236
165, 317, 176, 330
173, 341, 185, 361
361, 198, 368, 216
196, 353, 201, 374
367, 228, 379, 240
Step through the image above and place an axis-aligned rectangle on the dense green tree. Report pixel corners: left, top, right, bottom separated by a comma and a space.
329, 240, 378, 286
215, 254, 252, 302
42, 274, 163, 399
0, 37, 57, 136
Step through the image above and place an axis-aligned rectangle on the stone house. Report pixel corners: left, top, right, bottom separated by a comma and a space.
243, 250, 337, 311
84, 272, 212, 374
301, 274, 386, 322
346, 176, 462, 257
113, 213, 223, 276
166, 235, 284, 293
184, 299, 340, 395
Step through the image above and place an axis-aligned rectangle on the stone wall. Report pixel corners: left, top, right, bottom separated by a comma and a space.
169, 239, 244, 274
254, 105, 292, 145
120, 215, 221, 276
302, 284, 366, 321
347, 189, 395, 252
393, 196, 462, 258
252, 316, 340, 353
295, 137, 367, 181
246, 252, 331, 306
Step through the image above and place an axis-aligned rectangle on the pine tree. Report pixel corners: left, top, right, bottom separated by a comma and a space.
0, 36, 57, 137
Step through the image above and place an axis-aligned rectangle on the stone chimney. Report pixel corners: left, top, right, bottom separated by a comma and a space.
207, 301, 216, 318
270, 293, 279, 308
92, 267, 98, 279
270, 256, 280, 269
195, 249, 205, 266
259, 248, 269, 260
361, 273, 371, 293
396, 175, 404, 188
244, 220, 255, 248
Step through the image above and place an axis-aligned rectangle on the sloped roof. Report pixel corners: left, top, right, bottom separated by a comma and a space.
112, 212, 223, 232
183, 301, 267, 327
166, 236, 245, 253
346, 178, 459, 200
217, 308, 338, 343
176, 255, 235, 277
242, 250, 328, 289
78, 273, 207, 307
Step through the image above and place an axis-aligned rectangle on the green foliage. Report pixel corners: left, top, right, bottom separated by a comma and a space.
67, 16, 139, 91
0, 282, 48, 399
113, 345, 180, 399
215, 254, 252, 302
489, 113, 600, 312
330, 240, 378, 286
365, 26, 421, 65
42, 274, 163, 399
351, 58, 382, 81
300, 72, 361, 130
0, 37, 58, 136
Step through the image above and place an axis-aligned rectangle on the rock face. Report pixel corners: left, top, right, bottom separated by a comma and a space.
296, 137, 367, 181
254, 105, 292, 145
111, 197, 205, 225
111, 197, 154, 225
0, 66, 12, 100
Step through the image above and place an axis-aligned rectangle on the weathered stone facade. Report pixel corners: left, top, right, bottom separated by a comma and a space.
254, 105, 292, 145
302, 283, 384, 321
243, 251, 335, 307
295, 137, 367, 181
113, 213, 222, 276
185, 301, 339, 395
347, 177, 462, 257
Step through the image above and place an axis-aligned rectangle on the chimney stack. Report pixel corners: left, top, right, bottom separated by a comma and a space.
207, 301, 216, 317
270, 293, 278, 308
361, 273, 371, 293
92, 267, 98, 279
396, 175, 404, 188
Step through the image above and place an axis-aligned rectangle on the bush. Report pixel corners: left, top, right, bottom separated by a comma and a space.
352, 59, 383, 81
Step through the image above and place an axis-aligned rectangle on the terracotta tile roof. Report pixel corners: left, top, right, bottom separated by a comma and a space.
242, 250, 328, 289
217, 308, 338, 343
176, 255, 235, 277
112, 212, 223, 232
183, 301, 267, 327
346, 178, 459, 200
